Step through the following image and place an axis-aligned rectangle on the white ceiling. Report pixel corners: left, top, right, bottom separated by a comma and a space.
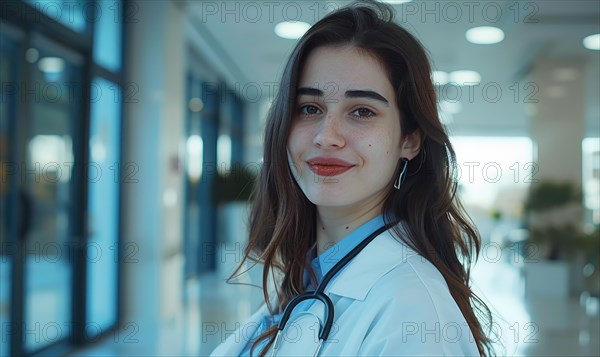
181, 0, 600, 136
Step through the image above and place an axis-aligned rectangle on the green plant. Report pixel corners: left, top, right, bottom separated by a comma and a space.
524, 181, 584, 260
528, 225, 598, 260
490, 209, 502, 221
524, 181, 582, 212
215, 165, 258, 202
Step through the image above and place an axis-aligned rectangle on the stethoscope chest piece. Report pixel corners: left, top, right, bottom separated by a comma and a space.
270, 311, 325, 357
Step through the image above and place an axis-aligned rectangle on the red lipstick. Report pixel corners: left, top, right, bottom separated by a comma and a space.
307, 157, 354, 177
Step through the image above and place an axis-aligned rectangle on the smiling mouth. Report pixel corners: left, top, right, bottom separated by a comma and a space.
308, 164, 353, 177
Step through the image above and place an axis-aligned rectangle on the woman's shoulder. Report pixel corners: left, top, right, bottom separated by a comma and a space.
375, 225, 451, 284
368, 230, 468, 322
356, 232, 479, 355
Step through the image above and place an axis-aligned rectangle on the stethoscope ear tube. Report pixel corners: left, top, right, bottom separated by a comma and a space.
272, 291, 333, 357
276, 291, 335, 340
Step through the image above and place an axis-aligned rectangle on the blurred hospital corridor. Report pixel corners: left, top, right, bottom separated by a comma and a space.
1, 0, 599, 356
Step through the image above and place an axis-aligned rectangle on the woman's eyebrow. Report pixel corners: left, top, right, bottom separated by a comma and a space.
297, 87, 323, 97
345, 90, 389, 105
297, 87, 389, 106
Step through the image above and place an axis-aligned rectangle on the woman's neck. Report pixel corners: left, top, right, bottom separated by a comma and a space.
315, 200, 384, 256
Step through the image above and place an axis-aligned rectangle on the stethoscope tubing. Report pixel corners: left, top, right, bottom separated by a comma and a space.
271, 222, 397, 356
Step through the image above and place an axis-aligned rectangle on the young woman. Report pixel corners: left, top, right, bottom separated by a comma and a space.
211, 1, 493, 356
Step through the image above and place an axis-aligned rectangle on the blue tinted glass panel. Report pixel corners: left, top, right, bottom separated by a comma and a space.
86, 77, 120, 335
93, 0, 122, 72
0, 31, 17, 357
24, 37, 82, 353
25, 0, 87, 33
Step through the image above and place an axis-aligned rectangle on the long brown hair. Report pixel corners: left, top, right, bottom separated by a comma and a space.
231, 1, 494, 355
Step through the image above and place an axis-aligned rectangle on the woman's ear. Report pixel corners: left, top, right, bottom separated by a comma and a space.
400, 129, 422, 160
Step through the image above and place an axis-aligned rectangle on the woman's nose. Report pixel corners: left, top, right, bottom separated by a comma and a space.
313, 113, 345, 148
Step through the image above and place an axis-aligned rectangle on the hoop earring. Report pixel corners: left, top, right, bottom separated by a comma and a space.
394, 158, 409, 190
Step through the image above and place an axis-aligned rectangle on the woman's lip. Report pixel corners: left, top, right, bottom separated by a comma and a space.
306, 157, 355, 177
306, 157, 354, 166
308, 164, 353, 177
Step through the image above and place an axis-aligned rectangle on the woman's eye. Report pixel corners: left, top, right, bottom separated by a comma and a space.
299, 105, 322, 116
351, 107, 375, 119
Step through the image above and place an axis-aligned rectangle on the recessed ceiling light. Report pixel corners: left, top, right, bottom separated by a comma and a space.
38, 57, 65, 73
432, 71, 449, 85
465, 26, 505, 45
25, 48, 39, 63
382, 0, 413, 4
583, 34, 600, 50
188, 97, 204, 112
449, 70, 481, 85
275, 21, 311, 40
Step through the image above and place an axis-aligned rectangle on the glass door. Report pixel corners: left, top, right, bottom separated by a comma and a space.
0, 23, 22, 357
1, 1, 124, 354
184, 77, 220, 276
85, 76, 121, 339
21, 34, 83, 354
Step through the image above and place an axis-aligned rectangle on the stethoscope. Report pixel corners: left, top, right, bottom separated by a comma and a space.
270, 222, 396, 357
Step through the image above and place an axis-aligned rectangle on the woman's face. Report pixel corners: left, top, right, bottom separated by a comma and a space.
287, 45, 415, 210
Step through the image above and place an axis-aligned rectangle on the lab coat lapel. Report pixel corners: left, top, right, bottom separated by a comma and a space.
325, 229, 416, 300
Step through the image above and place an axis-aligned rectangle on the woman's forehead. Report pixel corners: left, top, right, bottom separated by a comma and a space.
297, 45, 394, 97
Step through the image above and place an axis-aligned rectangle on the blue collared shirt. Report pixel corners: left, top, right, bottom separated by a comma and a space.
239, 214, 386, 357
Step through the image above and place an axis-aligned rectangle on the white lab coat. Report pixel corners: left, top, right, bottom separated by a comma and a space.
210, 228, 481, 356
